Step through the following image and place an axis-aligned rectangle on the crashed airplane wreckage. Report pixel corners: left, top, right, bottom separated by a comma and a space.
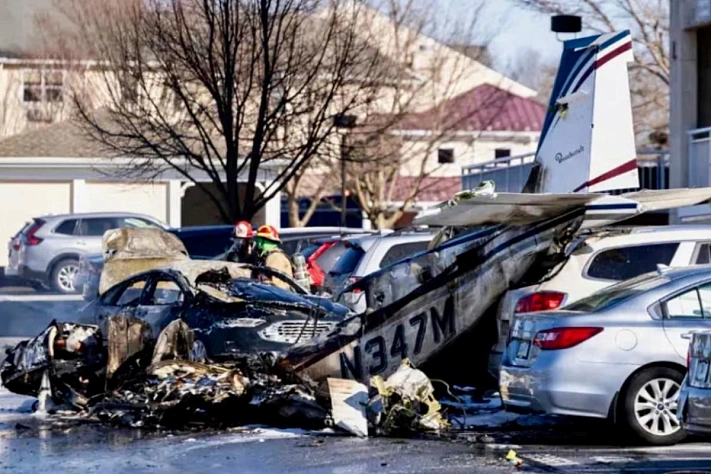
4, 30, 711, 437
284, 30, 711, 383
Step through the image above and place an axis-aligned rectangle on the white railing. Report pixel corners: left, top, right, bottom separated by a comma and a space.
461, 150, 669, 193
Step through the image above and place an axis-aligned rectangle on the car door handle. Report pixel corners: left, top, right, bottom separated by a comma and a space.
682, 332, 694, 340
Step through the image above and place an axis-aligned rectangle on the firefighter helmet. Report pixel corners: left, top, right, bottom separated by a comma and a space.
234, 221, 253, 239
255, 224, 280, 243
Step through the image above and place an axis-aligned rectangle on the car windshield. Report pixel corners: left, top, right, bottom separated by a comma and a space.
328, 244, 364, 276
316, 242, 349, 273
563, 272, 669, 313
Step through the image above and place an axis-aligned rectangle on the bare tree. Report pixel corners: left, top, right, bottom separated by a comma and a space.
41, 0, 383, 223
341, 0, 505, 229
512, 0, 669, 145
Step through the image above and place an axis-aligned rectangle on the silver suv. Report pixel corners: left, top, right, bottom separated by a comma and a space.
325, 230, 435, 313
5, 212, 167, 293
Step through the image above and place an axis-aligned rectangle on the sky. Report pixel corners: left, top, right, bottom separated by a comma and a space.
438, 0, 565, 72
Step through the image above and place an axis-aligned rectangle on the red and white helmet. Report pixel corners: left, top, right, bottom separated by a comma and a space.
234, 221, 253, 238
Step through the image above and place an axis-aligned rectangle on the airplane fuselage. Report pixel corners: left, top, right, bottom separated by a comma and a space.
288, 208, 586, 383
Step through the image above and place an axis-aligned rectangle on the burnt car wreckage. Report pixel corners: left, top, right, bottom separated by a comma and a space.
1, 228, 446, 435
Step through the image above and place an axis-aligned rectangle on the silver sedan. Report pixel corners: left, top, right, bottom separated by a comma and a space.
500, 265, 711, 446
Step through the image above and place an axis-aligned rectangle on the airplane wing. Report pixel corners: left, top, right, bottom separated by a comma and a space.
413, 192, 603, 227
578, 187, 711, 230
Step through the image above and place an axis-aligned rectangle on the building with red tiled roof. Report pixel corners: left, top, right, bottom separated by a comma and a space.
392, 83, 546, 182
398, 83, 546, 133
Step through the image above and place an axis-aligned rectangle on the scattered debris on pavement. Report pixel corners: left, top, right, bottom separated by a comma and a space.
1, 319, 447, 438
367, 359, 448, 436
505, 449, 523, 468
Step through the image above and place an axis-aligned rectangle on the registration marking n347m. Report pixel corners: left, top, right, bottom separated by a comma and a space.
339, 295, 456, 380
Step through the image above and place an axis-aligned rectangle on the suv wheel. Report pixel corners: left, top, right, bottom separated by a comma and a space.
51, 259, 80, 294
620, 366, 686, 445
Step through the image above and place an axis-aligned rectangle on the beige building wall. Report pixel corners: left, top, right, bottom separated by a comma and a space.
398, 132, 540, 177
83, 182, 169, 223
0, 62, 118, 138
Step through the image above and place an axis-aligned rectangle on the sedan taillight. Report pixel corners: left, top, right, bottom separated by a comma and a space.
533, 327, 603, 350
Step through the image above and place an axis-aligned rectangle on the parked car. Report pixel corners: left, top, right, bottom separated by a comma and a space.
678, 329, 711, 437
489, 225, 711, 378
325, 229, 434, 313
299, 234, 374, 291
5, 212, 167, 293
75, 225, 372, 300
500, 265, 711, 446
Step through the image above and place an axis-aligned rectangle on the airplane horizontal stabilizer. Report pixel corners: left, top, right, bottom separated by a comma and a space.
622, 188, 711, 213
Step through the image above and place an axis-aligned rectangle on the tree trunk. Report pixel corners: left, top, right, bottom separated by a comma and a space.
288, 194, 302, 227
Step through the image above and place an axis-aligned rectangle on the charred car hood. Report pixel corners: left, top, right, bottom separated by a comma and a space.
228, 278, 350, 318
99, 228, 190, 294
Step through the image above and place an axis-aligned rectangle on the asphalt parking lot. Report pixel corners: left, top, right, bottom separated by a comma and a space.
0, 277, 86, 338
2, 277, 711, 474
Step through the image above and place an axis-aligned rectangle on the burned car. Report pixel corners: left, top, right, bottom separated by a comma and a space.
1, 260, 352, 417
84, 261, 351, 361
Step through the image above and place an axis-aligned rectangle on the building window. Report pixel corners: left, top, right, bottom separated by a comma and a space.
120, 74, 139, 104
495, 148, 511, 159
22, 70, 64, 104
438, 148, 454, 164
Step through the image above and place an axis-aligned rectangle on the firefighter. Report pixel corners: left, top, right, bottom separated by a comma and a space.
224, 221, 256, 264
253, 224, 293, 290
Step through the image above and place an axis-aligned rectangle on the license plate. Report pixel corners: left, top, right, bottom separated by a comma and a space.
516, 341, 531, 359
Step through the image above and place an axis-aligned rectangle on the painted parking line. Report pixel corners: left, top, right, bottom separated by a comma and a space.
525, 454, 581, 467
0, 294, 83, 302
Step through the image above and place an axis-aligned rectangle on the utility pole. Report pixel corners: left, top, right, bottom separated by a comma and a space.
333, 114, 357, 230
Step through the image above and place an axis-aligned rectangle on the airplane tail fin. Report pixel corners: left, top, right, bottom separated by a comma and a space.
530, 30, 638, 194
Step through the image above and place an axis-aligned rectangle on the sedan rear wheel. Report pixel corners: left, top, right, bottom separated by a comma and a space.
621, 366, 686, 445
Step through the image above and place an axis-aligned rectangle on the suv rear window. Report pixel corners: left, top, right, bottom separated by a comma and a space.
696, 243, 711, 264
316, 242, 348, 274
54, 219, 78, 235
586, 243, 679, 281
329, 246, 364, 276
379, 241, 430, 268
